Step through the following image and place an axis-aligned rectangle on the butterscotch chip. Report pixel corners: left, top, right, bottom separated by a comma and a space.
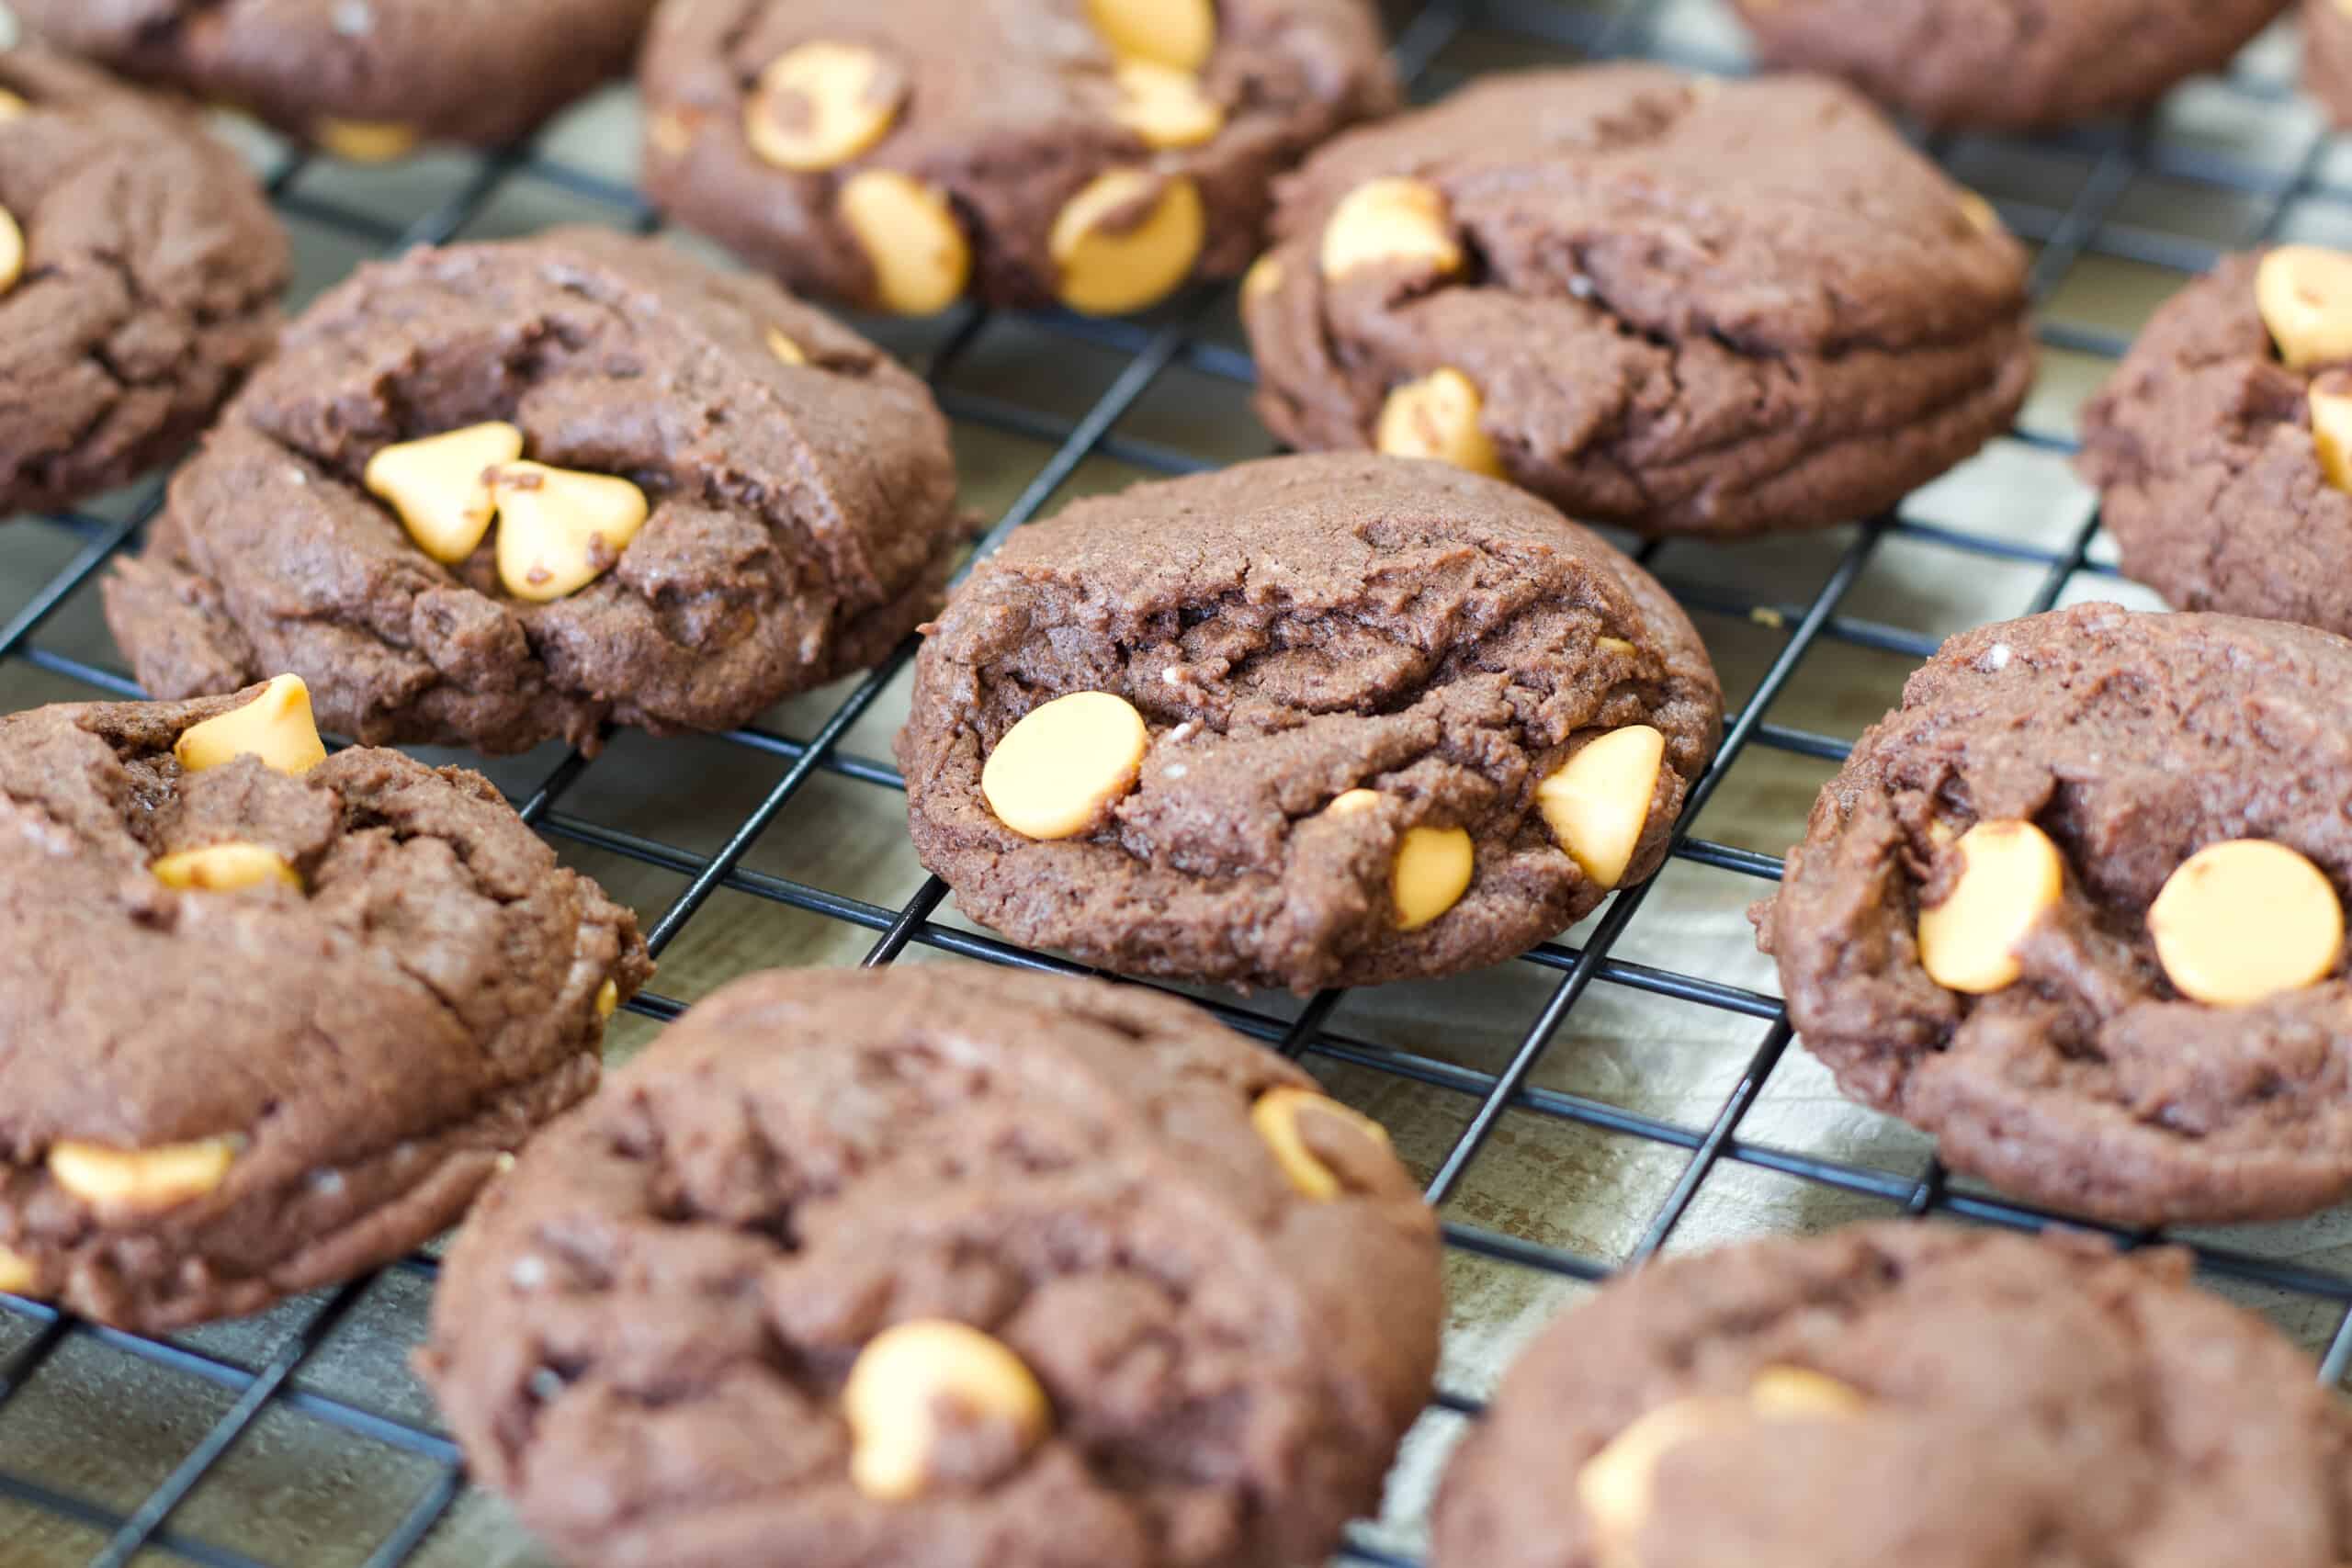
839, 169, 971, 314
1537, 725, 1667, 890
491, 461, 650, 603
1575, 1395, 1748, 1558
841, 1319, 1052, 1501
980, 690, 1149, 840
48, 1136, 239, 1211
900, 454, 1723, 992
175, 674, 328, 775
2257, 245, 2352, 369
745, 42, 907, 173
313, 118, 421, 163
0, 206, 21, 297
765, 325, 808, 366
0, 89, 28, 121
1251, 1086, 1395, 1200
363, 422, 526, 564
1242, 252, 1283, 302
1110, 59, 1223, 149
1085, 0, 1216, 70
1915, 818, 2064, 995
1377, 367, 1503, 478
2312, 371, 2352, 492
152, 841, 301, 893
1956, 188, 2001, 235
420, 965, 1442, 1568
1048, 170, 1205, 316
1747, 1365, 1867, 1418
597, 977, 620, 1019
1319, 176, 1462, 281
0, 1245, 32, 1296
2148, 840, 2344, 1006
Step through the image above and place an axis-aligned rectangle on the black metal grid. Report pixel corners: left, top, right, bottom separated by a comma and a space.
0, 0, 2347, 1562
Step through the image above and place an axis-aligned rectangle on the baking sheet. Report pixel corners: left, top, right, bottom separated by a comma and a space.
2, 1, 2349, 1564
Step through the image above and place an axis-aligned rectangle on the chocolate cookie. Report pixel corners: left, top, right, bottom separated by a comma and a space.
421, 963, 1441, 1568
0, 47, 285, 517
103, 227, 965, 756
1242, 66, 2036, 538
2311, 0, 2352, 126
1753, 604, 2352, 1225
0, 678, 650, 1331
2078, 247, 2352, 637
13, 0, 658, 158
639, 0, 1396, 317
896, 453, 1723, 993
1432, 1223, 2352, 1568
1729, 0, 2288, 132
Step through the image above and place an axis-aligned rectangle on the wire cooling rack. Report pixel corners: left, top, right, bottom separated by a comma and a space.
2, 0, 2350, 1563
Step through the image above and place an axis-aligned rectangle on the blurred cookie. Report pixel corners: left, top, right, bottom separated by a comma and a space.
2311, 0, 2352, 126
104, 227, 965, 755
0, 680, 650, 1331
14, 0, 658, 156
897, 453, 1723, 992
1731, 0, 2287, 131
2080, 247, 2352, 635
422, 963, 1441, 1568
1243, 65, 2034, 537
639, 0, 1396, 316
0, 48, 284, 516
1433, 1223, 2352, 1568
1755, 604, 2352, 1224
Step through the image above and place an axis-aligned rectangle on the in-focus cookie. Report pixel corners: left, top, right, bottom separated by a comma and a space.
2079, 247, 2352, 636
897, 453, 1723, 993
1432, 1223, 2352, 1568
0, 679, 650, 1331
14, 0, 658, 157
639, 0, 1396, 316
1243, 66, 2035, 538
421, 963, 1441, 1568
1754, 604, 2352, 1225
1729, 0, 2287, 132
0, 48, 286, 517
104, 227, 965, 755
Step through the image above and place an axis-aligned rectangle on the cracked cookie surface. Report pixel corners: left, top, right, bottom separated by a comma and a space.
639, 0, 1396, 314
0, 47, 285, 516
1754, 604, 2352, 1225
0, 685, 650, 1330
1433, 1222, 2352, 1568
1242, 65, 2035, 539
15, 0, 658, 152
2078, 250, 2352, 636
896, 453, 1723, 993
421, 963, 1442, 1568
103, 227, 965, 755
1732, 0, 2287, 131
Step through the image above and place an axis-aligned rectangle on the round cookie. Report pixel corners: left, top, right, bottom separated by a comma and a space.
1754, 604, 2352, 1225
1431, 1223, 2352, 1568
639, 0, 1396, 317
896, 453, 1723, 993
420, 963, 1442, 1568
1728, 0, 2287, 132
102, 226, 965, 755
0, 679, 650, 1331
0, 47, 286, 517
2078, 247, 2352, 637
12, 0, 659, 157
1242, 65, 2036, 539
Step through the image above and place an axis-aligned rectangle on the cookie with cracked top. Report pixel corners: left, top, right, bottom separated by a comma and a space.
420, 962, 1442, 1568
0, 681, 650, 1332
12, 0, 659, 157
102, 226, 966, 756
1432, 1222, 2352, 1568
638, 0, 1396, 316
895, 453, 1724, 994
1754, 604, 2352, 1225
0, 47, 285, 517
2078, 248, 2352, 636
1242, 64, 2035, 538
1729, 0, 2288, 131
